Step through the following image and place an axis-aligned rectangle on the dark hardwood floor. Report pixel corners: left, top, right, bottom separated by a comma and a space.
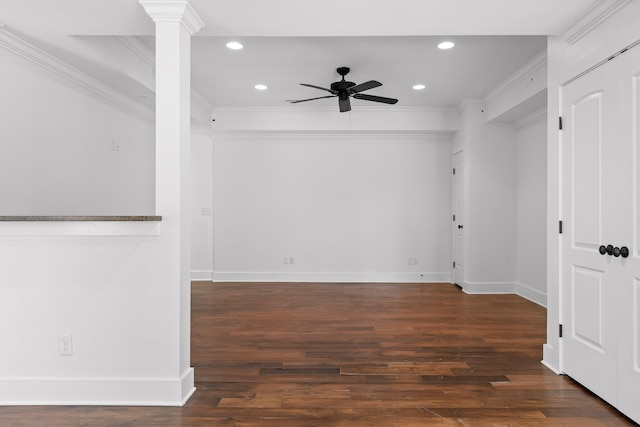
0, 282, 635, 426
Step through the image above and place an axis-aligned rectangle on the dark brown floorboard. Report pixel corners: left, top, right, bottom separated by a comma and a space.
0, 282, 635, 426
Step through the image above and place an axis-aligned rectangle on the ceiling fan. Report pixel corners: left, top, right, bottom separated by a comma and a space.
287, 67, 399, 112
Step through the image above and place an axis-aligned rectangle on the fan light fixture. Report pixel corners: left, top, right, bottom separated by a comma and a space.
254, 84, 268, 90
412, 84, 426, 90
438, 41, 455, 50
226, 41, 243, 50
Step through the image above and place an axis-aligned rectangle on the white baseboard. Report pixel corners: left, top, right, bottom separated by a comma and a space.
542, 344, 561, 374
460, 281, 516, 294
515, 282, 547, 307
459, 281, 547, 308
211, 271, 452, 283
191, 270, 214, 281
0, 368, 195, 406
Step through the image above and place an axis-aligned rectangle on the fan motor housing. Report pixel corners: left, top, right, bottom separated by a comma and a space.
331, 81, 355, 92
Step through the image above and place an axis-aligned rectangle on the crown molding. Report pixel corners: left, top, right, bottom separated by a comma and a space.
484, 50, 547, 104
457, 98, 484, 112
559, 0, 632, 45
191, 87, 213, 125
115, 36, 155, 66
0, 27, 154, 123
211, 105, 459, 114
515, 107, 547, 130
139, 1, 204, 35
205, 129, 456, 138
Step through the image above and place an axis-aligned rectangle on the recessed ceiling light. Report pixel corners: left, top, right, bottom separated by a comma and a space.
412, 84, 426, 90
254, 84, 268, 90
226, 41, 243, 50
437, 41, 455, 50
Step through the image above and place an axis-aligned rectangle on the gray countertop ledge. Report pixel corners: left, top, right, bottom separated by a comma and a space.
0, 216, 162, 222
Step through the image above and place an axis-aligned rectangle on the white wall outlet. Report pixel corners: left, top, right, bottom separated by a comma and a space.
58, 334, 73, 356
283, 256, 289, 264
407, 257, 418, 265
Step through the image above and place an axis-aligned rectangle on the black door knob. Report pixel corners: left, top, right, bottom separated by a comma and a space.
606, 245, 614, 255
458, 225, 463, 229
613, 247, 621, 257
599, 245, 607, 255
620, 246, 629, 258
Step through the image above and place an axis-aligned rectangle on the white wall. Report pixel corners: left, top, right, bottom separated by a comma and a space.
0, 46, 155, 215
208, 133, 452, 282
454, 101, 517, 292
191, 134, 214, 278
515, 112, 547, 306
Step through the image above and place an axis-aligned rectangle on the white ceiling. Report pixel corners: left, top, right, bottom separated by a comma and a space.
0, 0, 603, 112
187, 35, 546, 108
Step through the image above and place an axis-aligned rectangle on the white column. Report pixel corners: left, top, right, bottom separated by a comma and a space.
139, 0, 203, 402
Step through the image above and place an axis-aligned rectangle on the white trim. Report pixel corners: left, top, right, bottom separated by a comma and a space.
0, 369, 195, 406
457, 98, 485, 112
460, 281, 517, 294
515, 107, 547, 130
115, 36, 155, 66
559, 0, 632, 45
0, 27, 154, 123
212, 271, 452, 283
542, 344, 562, 374
191, 270, 214, 281
484, 51, 547, 104
139, 1, 205, 35
209, 131, 456, 139
458, 281, 547, 307
515, 282, 547, 307
212, 105, 459, 114
210, 105, 460, 134
180, 368, 196, 405
208, 129, 457, 137
191, 89, 214, 125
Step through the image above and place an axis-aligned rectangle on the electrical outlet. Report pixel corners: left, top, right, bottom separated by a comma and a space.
289, 257, 294, 265
58, 335, 73, 356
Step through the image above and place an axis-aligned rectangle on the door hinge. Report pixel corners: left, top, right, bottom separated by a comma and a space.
559, 220, 563, 234
453, 214, 456, 221
559, 116, 563, 130
453, 261, 456, 268
559, 324, 563, 338
453, 168, 456, 175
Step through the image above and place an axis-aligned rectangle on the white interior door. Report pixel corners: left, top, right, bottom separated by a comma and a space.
561, 61, 618, 404
453, 151, 465, 286
614, 45, 640, 422
561, 44, 640, 423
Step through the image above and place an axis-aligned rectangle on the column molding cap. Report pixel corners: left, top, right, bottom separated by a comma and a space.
139, 0, 204, 35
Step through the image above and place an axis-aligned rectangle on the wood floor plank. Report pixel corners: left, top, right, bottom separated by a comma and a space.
0, 282, 635, 425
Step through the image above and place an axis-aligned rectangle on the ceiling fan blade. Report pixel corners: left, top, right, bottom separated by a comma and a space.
339, 97, 351, 112
348, 80, 382, 94
287, 95, 337, 104
353, 93, 398, 104
300, 83, 338, 95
